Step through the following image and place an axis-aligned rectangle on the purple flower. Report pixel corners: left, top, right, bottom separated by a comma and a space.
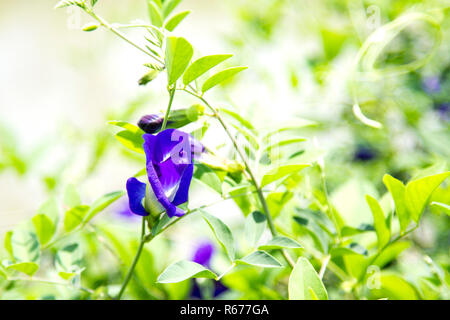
191, 241, 215, 267
126, 129, 204, 218
422, 76, 441, 94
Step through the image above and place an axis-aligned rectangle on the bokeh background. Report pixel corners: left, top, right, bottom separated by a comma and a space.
0, 0, 449, 299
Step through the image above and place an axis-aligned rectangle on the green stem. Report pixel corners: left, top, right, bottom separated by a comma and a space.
182, 89, 295, 268
116, 216, 147, 300
85, 9, 164, 65
161, 88, 176, 130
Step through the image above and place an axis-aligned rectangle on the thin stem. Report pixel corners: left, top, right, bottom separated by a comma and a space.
318, 162, 341, 240
161, 88, 176, 130
7, 277, 93, 294
116, 216, 147, 300
319, 254, 331, 279
85, 10, 164, 65
182, 89, 295, 268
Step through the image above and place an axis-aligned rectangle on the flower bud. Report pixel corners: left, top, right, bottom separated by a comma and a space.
138, 69, 159, 86
138, 114, 164, 134
82, 23, 99, 32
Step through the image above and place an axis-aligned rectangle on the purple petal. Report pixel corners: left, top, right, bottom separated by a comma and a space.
172, 163, 194, 206
192, 241, 215, 267
126, 177, 148, 216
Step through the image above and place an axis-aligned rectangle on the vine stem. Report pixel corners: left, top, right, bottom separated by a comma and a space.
116, 216, 147, 300
161, 88, 176, 130
183, 88, 295, 268
84, 9, 164, 66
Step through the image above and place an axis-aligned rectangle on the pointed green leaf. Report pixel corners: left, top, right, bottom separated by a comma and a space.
183, 54, 233, 85
193, 164, 223, 194
201, 211, 235, 261
162, 0, 181, 17
32, 214, 56, 246
64, 205, 90, 232
289, 257, 328, 300
383, 174, 409, 233
258, 236, 302, 250
261, 164, 310, 188
164, 10, 190, 32
366, 195, 390, 249
115, 129, 145, 154
37, 198, 59, 226
405, 172, 450, 223
4, 231, 13, 259
157, 260, 217, 283
244, 211, 267, 247
83, 191, 125, 224
236, 250, 283, 268
431, 202, 450, 216
6, 262, 39, 277
201, 66, 247, 93
147, 1, 163, 27
165, 36, 193, 85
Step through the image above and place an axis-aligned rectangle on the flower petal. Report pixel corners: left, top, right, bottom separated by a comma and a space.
126, 177, 148, 216
171, 163, 194, 206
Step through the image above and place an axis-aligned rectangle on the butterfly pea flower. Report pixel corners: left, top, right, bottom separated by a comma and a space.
137, 104, 205, 134
126, 129, 204, 218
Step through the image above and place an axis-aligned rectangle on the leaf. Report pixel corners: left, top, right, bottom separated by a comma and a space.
371, 273, 419, 300
54, 0, 82, 9
201, 67, 247, 93
261, 164, 309, 188
266, 191, 293, 218
264, 138, 306, 154
36, 198, 59, 226
32, 214, 56, 246
4, 231, 13, 259
6, 262, 39, 276
341, 224, 374, 237
165, 36, 194, 86
157, 260, 217, 283
383, 174, 409, 233
365, 195, 390, 249
10, 230, 40, 263
147, 1, 163, 27
219, 107, 254, 130
258, 236, 302, 250
64, 205, 90, 232
293, 215, 329, 253
164, 10, 191, 32
183, 54, 233, 85
201, 211, 235, 262
55, 243, 83, 278
431, 201, 450, 216
115, 130, 145, 154
236, 251, 283, 268
288, 257, 328, 300
193, 164, 222, 194
244, 211, 267, 247
83, 191, 125, 224
162, 0, 182, 17
63, 184, 81, 209
405, 172, 450, 223
91, 0, 98, 7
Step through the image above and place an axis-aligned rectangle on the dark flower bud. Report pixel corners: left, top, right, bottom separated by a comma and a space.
138, 69, 159, 86
353, 145, 377, 162
138, 114, 164, 134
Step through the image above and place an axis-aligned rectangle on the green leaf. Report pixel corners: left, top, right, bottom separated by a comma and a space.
288, 257, 328, 300
4, 231, 13, 259
371, 273, 419, 300
32, 214, 56, 246
201, 211, 235, 262
83, 191, 125, 224
36, 198, 59, 226
193, 164, 223, 194
236, 251, 283, 268
261, 164, 309, 188
64, 205, 90, 232
10, 230, 40, 263
162, 0, 181, 17
157, 260, 217, 283
6, 262, 39, 276
63, 184, 81, 209
91, 0, 98, 7
55, 243, 83, 278
405, 172, 450, 223
219, 107, 254, 130
258, 236, 302, 250
164, 10, 190, 32
383, 174, 409, 233
431, 201, 450, 216
147, 1, 163, 27
244, 211, 267, 247
183, 54, 233, 85
264, 138, 306, 154
115, 130, 145, 154
201, 67, 247, 93
54, 0, 82, 9
365, 195, 390, 249
293, 215, 329, 253
165, 36, 194, 86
